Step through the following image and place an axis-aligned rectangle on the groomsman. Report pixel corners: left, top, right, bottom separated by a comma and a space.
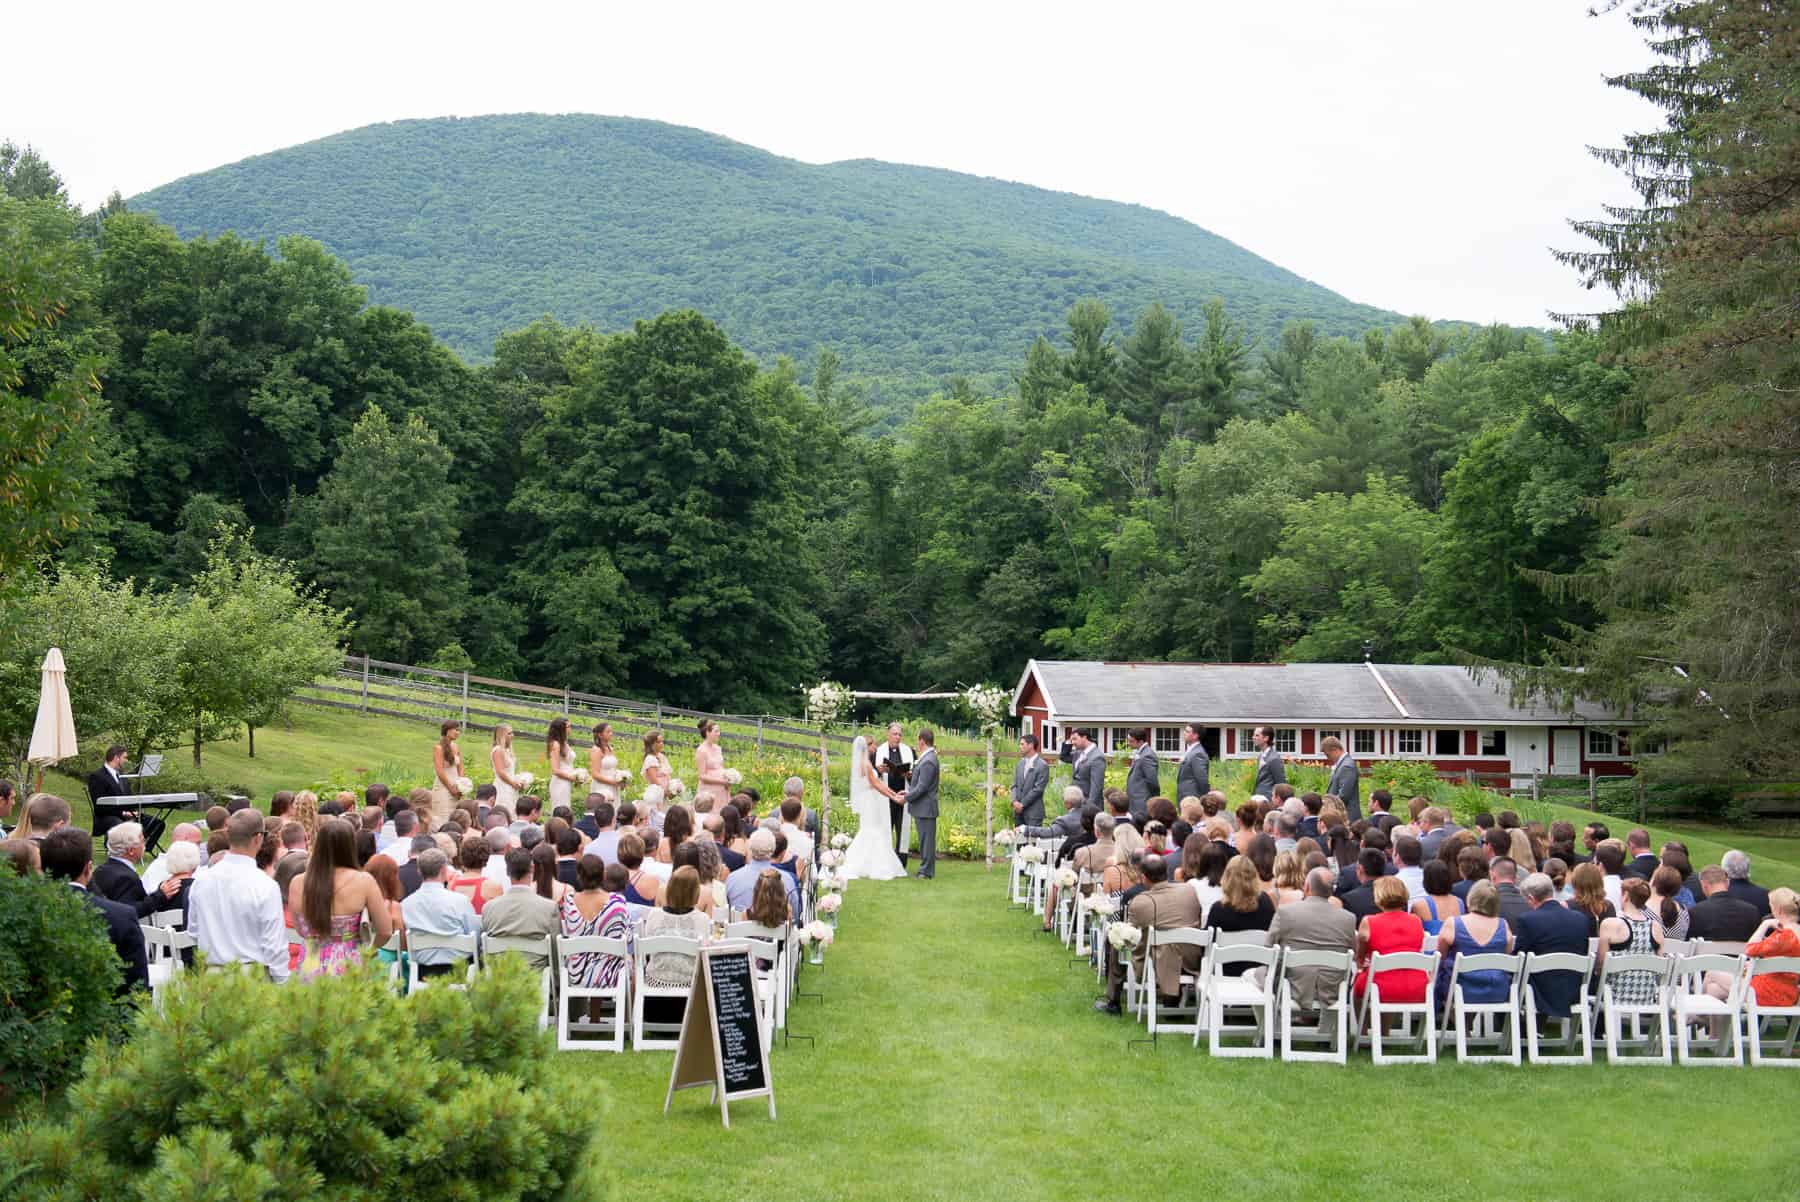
1251, 726, 1287, 799
1124, 729, 1159, 827
1067, 729, 1105, 811
1175, 723, 1210, 802
1010, 735, 1048, 827
1321, 735, 1362, 822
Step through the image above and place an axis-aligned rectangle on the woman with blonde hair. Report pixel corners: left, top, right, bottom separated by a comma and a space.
431, 720, 465, 822
291, 789, 320, 841
1507, 827, 1537, 873
1269, 850, 1306, 909
1568, 861, 1614, 934
1204, 856, 1275, 972
491, 723, 526, 810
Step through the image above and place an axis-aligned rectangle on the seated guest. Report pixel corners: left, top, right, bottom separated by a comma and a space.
1072, 813, 1119, 875
1687, 865, 1762, 941
1268, 850, 1305, 909
1568, 862, 1615, 935
1435, 879, 1514, 1009
1472, 811, 1495, 833
1232, 803, 1261, 852
657, 805, 693, 865
1597, 878, 1665, 1001
451, 836, 504, 914
561, 857, 630, 997
140, 822, 205, 893
532, 842, 571, 904
1512, 872, 1593, 1020
187, 809, 289, 982
380, 809, 418, 858
1624, 828, 1659, 880
1020, 787, 1085, 842
658, 843, 715, 916
400, 848, 480, 977
24, 791, 72, 841
1544, 857, 1570, 901
1204, 855, 1276, 971
41, 827, 149, 991
1393, 836, 1425, 903
1737, 887, 1800, 1009
1410, 859, 1464, 936
614, 832, 660, 907
1340, 850, 1388, 923
1547, 820, 1579, 865
1269, 867, 1357, 1028
1453, 846, 1488, 906
1178, 835, 1229, 923
1723, 849, 1772, 917
1243, 834, 1276, 886
1094, 853, 1200, 1014
2, 836, 40, 874
1648, 866, 1691, 939
727, 829, 797, 916
159, 839, 202, 926
1661, 846, 1697, 903
1505, 828, 1538, 875
363, 853, 406, 968
641, 866, 710, 989
1593, 840, 1627, 907
1366, 789, 1399, 835
397, 835, 434, 897
509, 795, 543, 837
1296, 793, 1323, 841
92, 821, 181, 918
1353, 877, 1427, 1003
554, 827, 583, 889
1106, 794, 1144, 858
717, 805, 748, 872
746, 868, 792, 931
1417, 807, 1461, 862
288, 817, 393, 979
482, 847, 559, 969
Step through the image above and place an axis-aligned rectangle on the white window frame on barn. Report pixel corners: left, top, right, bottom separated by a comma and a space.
1154, 727, 1183, 753
1434, 729, 1461, 757
1352, 729, 1377, 756
1588, 728, 1632, 759
1480, 729, 1507, 756
1397, 729, 1424, 756
1234, 728, 1297, 757
1318, 729, 1342, 748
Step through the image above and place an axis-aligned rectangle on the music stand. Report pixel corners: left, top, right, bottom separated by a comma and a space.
121, 753, 163, 794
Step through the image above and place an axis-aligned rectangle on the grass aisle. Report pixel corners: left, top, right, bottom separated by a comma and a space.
570, 862, 1781, 1202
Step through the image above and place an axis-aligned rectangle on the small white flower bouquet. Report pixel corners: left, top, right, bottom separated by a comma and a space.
724, 768, 743, 786
618, 768, 632, 783
1017, 845, 1046, 864
830, 832, 852, 850
571, 767, 591, 786
817, 870, 846, 894
454, 776, 474, 795
1105, 923, 1143, 952
806, 920, 835, 947
516, 771, 535, 789
817, 892, 842, 915
1054, 867, 1078, 890
820, 848, 845, 869
711, 880, 729, 909
994, 828, 1020, 846
668, 778, 686, 797
1080, 892, 1119, 917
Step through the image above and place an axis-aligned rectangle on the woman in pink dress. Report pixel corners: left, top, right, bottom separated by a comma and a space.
288, 818, 393, 980
694, 719, 730, 810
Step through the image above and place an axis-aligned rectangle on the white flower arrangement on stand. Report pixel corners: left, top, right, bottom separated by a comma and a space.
804, 680, 854, 727
830, 832, 852, 851
1017, 844, 1046, 864
1054, 866, 1079, 890
1080, 892, 1119, 918
993, 828, 1021, 846
1105, 923, 1143, 952
960, 682, 1011, 734
710, 880, 729, 910
817, 869, 846, 894
817, 892, 842, 916
820, 848, 845, 869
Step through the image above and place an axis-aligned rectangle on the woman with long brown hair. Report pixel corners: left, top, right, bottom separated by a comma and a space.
589, 722, 623, 803
546, 717, 576, 811
641, 730, 673, 794
288, 817, 392, 980
364, 853, 408, 971
694, 719, 730, 810
431, 720, 465, 823
1568, 861, 1615, 935
531, 841, 570, 904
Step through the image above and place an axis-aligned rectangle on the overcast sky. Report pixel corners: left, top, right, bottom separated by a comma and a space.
10, 0, 1657, 328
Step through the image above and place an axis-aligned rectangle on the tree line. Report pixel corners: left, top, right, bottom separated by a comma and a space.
4, 0, 1793, 782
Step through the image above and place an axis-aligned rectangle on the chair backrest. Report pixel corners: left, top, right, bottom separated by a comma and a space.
1209, 943, 1278, 974
483, 934, 552, 961
1694, 940, 1748, 956
726, 921, 785, 942
406, 931, 479, 961
150, 909, 186, 929
635, 935, 703, 958
1213, 929, 1271, 948
556, 934, 628, 964
1148, 928, 1213, 952
1673, 952, 1743, 1000
1599, 953, 1672, 994
1279, 949, 1353, 973
1453, 952, 1522, 981
1368, 950, 1437, 976
1660, 938, 1694, 958
140, 923, 173, 963
1746, 956, 1800, 1000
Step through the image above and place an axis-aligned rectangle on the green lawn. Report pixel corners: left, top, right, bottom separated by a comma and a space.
563, 861, 1788, 1202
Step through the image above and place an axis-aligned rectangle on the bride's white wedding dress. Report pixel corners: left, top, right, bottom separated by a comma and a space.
841, 735, 906, 881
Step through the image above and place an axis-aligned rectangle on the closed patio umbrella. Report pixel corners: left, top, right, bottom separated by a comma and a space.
27, 647, 78, 792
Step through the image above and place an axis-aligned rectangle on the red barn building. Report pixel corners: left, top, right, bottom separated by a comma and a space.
1010, 659, 1641, 780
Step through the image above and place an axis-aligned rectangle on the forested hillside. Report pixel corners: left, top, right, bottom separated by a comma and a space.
129, 114, 1413, 400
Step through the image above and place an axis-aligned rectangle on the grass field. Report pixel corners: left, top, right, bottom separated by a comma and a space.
567, 860, 1785, 1202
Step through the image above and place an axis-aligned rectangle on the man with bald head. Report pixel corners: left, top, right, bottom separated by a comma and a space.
1267, 866, 1358, 1030
141, 822, 206, 893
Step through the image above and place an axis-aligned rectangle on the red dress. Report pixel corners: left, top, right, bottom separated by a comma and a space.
1354, 910, 1429, 1002
1747, 926, 1800, 1007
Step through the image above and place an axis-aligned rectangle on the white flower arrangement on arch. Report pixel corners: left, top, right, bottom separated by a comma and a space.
804, 680, 854, 726
960, 682, 1011, 734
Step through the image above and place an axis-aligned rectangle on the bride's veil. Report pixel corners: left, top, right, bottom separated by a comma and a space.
850, 735, 872, 823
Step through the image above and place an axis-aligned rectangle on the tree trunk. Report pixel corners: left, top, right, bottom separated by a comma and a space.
248, 723, 256, 759
193, 724, 202, 767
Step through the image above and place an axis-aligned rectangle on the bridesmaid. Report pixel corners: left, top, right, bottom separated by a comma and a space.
694, 719, 729, 810
589, 722, 623, 803
430, 720, 464, 825
546, 718, 577, 812
642, 730, 673, 794
490, 723, 525, 811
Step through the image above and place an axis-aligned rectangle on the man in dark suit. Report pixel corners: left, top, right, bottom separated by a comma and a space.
1010, 734, 1049, 828
40, 826, 149, 992
1020, 787, 1086, 842
1124, 728, 1159, 827
1340, 850, 1387, 922
1250, 726, 1286, 799
1722, 850, 1772, 917
1622, 829, 1659, 880
1175, 723, 1210, 804
904, 730, 940, 880
1321, 736, 1361, 823
87, 744, 163, 847
1511, 873, 1591, 1020
1688, 866, 1762, 939
1488, 857, 1531, 925
91, 821, 180, 918
397, 835, 434, 897
1067, 730, 1105, 813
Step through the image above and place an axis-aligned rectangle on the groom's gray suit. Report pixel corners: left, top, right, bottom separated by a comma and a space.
906, 747, 940, 879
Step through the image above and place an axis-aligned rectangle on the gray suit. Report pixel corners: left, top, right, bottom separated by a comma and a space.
1252, 744, 1286, 798
1175, 742, 1210, 803
1070, 745, 1105, 811
906, 748, 940, 878
480, 885, 558, 969
1012, 754, 1048, 828
1125, 745, 1160, 825
1267, 896, 1358, 1013
1325, 753, 1361, 823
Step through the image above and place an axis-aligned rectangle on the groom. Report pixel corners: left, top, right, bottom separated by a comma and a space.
904, 729, 939, 880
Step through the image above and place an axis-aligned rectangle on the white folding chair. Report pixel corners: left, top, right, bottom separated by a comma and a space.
555, 935, 630, 1051
1199, 944, 1280, 1058
1055, 875, 1079, 947
1670, 953, 1745, 1066
631, 935, 702, 1051
1746, 956, 1800, 1067
1008, 844, 1031, 907
405, 931, 481, 993
1355, 950, 1440, 1064
1028, 841, 1058, 916
483, 934, 556, 1030
140, 922, 196, 1008
1442, 952, 1523, 1065
742, 936, 781, 1052
375, 931, 405, 991
1277, 949, 1354, 1064
1522, 952, 1595, 1065
1597, 953, 1673, 1064
727, 921, 791, 1030
1070, 872, 1099, 958
149, 908, 186, 929
1145, 928, 1211, 1039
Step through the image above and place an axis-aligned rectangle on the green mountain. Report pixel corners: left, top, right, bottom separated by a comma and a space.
132, 113, 1413, 397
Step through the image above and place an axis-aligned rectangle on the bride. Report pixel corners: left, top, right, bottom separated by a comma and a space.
841, 733, 906, 880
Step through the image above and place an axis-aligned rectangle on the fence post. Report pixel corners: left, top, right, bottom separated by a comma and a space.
360, 654, 370, 713
1636, 772, 1646, 824
756, 717, 764, 755
1532, 770, 1540, 803
1589, 768, 1597, 811
655, 702, 663, 730
1464, 768, 1474, 788
461, 671, 470, 725
562, 688, 570, 717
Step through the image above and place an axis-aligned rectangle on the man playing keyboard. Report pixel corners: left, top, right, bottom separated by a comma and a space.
87, 745, 166, 850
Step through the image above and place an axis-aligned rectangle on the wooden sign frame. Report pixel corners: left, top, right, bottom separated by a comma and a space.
663, 941, 776, 1128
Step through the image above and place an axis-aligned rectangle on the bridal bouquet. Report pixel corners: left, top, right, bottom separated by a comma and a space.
820, 848, 845, 869
1055, 867, 1078, 890
1105, 923, 1143, 952
1017, 845, 1046, 864
571, 767, 591, 786
454, 776, 474, 795
668, 778, 686, 797
516, 771, 535, 789
830, 832, 852, 850
817, 892, 842, 915
724, 768, 743, 786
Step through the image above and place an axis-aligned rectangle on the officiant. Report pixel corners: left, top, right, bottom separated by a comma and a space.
872, 723, 914, 868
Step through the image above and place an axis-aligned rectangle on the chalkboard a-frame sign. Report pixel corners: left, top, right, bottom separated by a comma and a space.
663, 941, 776, 1127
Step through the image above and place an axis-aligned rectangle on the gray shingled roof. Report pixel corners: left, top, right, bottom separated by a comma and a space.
1018, 660, 1626, 725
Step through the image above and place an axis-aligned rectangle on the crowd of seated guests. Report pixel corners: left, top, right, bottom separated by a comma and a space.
1, 769, 817, 997
1043, 786, 1792, 1022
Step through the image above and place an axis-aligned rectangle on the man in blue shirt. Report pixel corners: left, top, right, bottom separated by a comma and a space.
401, 848, 480, 977
726, 829, 799, 917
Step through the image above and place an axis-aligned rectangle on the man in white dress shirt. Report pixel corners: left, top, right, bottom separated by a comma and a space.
187, 809, 289, 982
